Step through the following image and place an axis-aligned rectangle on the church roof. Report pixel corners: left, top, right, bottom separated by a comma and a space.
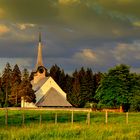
36, 87, 72, 107
32, 77, 49, 91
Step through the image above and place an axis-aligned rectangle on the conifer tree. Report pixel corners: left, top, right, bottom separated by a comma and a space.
9, 64, 21, 106
49, 64, 61, 84
1, 63, 12, 107
0, 75, 5, 107
70, 70, 81, 107
19, 69, 36, 103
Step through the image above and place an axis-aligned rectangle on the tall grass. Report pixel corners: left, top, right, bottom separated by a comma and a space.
0, 110, 139, 139
0, 122, 140, 140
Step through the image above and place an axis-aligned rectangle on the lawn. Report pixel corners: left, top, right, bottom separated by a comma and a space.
0, 109, 139, 140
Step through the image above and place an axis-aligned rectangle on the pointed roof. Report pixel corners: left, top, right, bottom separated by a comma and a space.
36, 87, 72, 107
36, 32, 43, 69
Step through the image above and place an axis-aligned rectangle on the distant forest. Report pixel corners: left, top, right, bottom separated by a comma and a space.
0, 63, 140, 111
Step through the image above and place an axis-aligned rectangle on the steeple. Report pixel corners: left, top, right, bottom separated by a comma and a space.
36, 32, 43, 69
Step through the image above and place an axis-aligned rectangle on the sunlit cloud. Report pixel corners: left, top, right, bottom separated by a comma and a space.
73, 48, 114, 67
0, 25, 10, 35
59, 0, 80, 5
16, 23, 36, 30
133, 21, 140, 27
74, 49, 97, 61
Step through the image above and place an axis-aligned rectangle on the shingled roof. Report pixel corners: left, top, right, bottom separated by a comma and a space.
36, 87, 72, 107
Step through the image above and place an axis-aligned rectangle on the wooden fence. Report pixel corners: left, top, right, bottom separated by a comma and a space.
0, 108, 139, 126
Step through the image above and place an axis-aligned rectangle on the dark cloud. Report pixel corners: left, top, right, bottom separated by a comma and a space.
0, 0, 140, 73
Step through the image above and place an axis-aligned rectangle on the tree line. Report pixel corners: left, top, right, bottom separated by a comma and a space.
49, 64, 140, 111
0, 63, 140, 111
0, 63, 35, 107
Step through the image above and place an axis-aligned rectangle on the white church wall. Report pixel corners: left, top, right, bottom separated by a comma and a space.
21, 97, 36, 108
35, 77, 66, 103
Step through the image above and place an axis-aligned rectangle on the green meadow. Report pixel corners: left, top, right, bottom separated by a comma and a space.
0, 110, 140, 140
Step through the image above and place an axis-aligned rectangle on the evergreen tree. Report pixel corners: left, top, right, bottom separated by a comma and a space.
85, 68, 95, 102
58, 69, 66, 91
70, 70, 81, 107
1, 63, 12, 107
64, 74, 73, 94
0, 76, 5, 107
9, 64, 21, 106
49, 64, 61, 84
22, 68, 29, 80
19, 69, 36, 103
49, 65, 66, 90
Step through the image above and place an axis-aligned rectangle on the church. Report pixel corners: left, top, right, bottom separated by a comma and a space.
21, 33, 72, 107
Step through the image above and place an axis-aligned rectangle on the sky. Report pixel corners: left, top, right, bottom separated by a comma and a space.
0, 0, 140, 74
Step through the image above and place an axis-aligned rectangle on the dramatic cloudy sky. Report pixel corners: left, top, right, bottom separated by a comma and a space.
0, 0, 140, 73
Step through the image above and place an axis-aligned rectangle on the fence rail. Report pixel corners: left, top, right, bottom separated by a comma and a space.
0, 108, 139, 127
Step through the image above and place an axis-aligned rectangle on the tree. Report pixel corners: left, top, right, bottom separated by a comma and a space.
1, 63, 12, 107
129, 74, 140, 111
85, 68, 95, 102
9, 64, 21, 106
49, 64, 61, 83
69, 70, 81, 107
64, 74, 73, 94
95, 64, 132, 111
19, 69, 36, 103
0, 76, 5, 107
49, 65, 67, 91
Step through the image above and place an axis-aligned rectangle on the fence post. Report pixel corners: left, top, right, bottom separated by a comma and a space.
86, 111, 90, 125
88, 111, 90, 125
40, 114, 42, 125
5, 108, 8, 126
105, 111, 108, 124
126, 112, 128, 124
55, 113, 57, 124
71, 111, 74, 124
22, 112, 25, 126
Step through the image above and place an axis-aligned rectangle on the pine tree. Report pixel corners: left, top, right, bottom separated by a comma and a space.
1, 63, 12, 107
59, 69, 66, 91
19, 69, 36, 103
49, 64, 61, 84
85, 68, 94, 102
70, 70, 81, 107
9, 64, 21, 106
0, 76, 5, 107
64, 74, 73, 94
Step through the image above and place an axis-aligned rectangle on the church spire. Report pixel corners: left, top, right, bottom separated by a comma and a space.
36, 32, 43, 69
39, 32, 41, 43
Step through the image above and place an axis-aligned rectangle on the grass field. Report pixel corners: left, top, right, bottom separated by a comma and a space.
0, 109, 139, 140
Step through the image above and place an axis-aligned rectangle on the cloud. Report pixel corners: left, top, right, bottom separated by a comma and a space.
0, 0, 140, 73
74, 49, 97, 62
0, 8, 5, 18
16, 23, 36, 30
133, 21, 140, 27
113, 41, 140, 62
0, 25, 10, 35
73, 48, 115, 68
0, 57, 34, 73
59, 0, 80, 5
